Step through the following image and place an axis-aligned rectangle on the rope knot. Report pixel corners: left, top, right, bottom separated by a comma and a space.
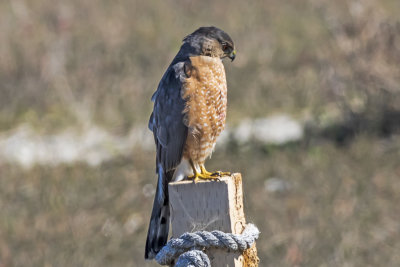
155, 223, 259, 266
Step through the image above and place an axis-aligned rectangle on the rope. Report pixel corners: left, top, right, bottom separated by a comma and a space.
155, 223, 259, 267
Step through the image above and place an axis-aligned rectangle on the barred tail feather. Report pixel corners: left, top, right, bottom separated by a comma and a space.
145, 165, 171, 260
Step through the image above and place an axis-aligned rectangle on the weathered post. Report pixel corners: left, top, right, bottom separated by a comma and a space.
168, 173, 259, 266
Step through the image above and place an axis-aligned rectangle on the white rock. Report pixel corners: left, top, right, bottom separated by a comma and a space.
252, 115, 303, 145
0, 124, 148, 168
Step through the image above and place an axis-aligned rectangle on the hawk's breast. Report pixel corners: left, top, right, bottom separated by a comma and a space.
182, 56, 228, 163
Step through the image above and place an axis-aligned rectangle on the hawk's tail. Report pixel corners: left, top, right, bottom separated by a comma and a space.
145, 165, 171, 260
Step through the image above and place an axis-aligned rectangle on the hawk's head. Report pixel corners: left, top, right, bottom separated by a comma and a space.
183, 26, 236, 61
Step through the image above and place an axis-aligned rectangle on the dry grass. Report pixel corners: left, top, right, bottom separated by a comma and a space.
2, 137, 400, 266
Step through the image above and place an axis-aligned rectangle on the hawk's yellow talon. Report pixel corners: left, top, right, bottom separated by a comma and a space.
188, 164, 222, 181
188, 171, 220, 181
201, 165, 230, 177
200, 165, 214, 176
212, 171, 231, 177
186, 165, 231, 181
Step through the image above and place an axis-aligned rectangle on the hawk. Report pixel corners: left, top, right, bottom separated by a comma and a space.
145, 26, 236, 259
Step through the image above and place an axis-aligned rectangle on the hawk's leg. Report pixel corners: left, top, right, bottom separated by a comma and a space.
187, 160, 220, 181
200, 165, 214, 176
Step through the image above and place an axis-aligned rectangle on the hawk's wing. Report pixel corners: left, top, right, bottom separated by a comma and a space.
148, 62, 188, 173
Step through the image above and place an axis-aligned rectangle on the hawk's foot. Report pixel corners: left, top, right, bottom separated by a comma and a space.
200, 165, 216, 176
200, 165, 231, 178
186, 165, 220, 182
188, 171, 221, 182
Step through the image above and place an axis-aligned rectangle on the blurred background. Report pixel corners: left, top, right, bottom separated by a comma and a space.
1, 0, 400, 266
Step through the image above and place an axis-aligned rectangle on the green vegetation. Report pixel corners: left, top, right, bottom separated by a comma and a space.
0, 0, 399, 266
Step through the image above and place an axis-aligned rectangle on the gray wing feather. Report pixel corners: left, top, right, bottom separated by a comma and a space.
149, 62, 188, 172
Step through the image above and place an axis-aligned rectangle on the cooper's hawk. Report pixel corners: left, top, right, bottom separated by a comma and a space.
145, 26, 236, 259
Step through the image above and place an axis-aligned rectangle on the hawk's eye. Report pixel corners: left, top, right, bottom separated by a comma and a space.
222, 43, 229, 52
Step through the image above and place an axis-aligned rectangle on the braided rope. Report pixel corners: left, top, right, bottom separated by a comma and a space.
175, 250, 210, 267
155, 223, 259, 266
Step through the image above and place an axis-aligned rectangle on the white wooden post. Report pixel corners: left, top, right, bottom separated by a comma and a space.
168, 173, 259, 266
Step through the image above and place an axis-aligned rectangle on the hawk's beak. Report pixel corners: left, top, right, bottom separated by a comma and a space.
229, 50, 236, 62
